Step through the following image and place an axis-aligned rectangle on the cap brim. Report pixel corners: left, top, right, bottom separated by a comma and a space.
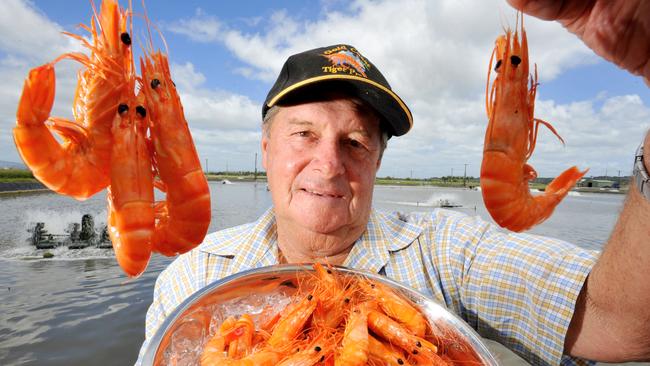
265, 74, 413, 136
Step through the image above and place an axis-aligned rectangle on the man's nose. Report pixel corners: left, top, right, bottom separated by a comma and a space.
313, 139, 345, 177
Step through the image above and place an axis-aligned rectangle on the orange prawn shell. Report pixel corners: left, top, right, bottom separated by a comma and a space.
481, 16, 587, 232
139, 52, 211, 256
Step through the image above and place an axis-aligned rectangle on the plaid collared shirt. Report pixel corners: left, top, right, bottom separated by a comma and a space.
136, 207, 599, 366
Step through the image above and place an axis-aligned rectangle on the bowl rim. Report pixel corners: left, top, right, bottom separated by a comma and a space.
142, 263, 498, 365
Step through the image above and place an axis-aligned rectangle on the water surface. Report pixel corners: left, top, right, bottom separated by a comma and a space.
0, 182, 634, 365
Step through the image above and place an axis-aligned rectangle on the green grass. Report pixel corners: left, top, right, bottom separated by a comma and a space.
206, 173, 267, 181
0, 169, 37, 183
376, 177, 481, 188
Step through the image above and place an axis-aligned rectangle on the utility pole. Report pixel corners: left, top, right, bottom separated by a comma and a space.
463, 163, 468, 187
205, 158, 208, 174
605, 168, 607, 177
254, 153, 258, 181
451, 168, 453, 179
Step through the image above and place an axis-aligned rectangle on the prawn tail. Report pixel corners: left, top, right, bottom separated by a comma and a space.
14, 64, 61, 175
544, 166, 588, 196
152, 171, 211, 256
107, 191, 154, 277
13, 64, 100, 199
505, 166, 588, 232
528, 166, 587, 226
16, 64, 56, 126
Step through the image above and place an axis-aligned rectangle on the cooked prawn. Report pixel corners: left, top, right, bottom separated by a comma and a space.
367, 310, 446, 366
311, 263, 356, 329
139, 51, 211, 255
277, 332, 333, 366
481, 14, 587, 232
267, 293, 318, 348
200, 315, 263, 365
13, 0, 133, 200
201, 348, 283, 366
359, 279, 427, 337
334, 304, 368, 366
107, 92, 154, 277
368, 334, 412, 366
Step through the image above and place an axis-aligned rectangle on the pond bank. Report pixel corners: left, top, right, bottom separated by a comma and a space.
0, 181, 48, 194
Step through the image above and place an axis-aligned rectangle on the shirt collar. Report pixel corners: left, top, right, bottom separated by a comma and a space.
198, 207, 279, 273
198, 207, 423, 274
343, 210, 423, 273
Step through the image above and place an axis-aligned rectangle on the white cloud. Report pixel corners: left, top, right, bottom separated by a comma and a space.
0, 0, 84, 163
0, 0, 78, 59
164, 8, 222, 43
164, 0, 647, 178
3, 0, 648, 181
171, 62, 260, 132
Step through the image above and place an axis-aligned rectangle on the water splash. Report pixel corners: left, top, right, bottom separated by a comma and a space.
384, 193, 462, 207
0, 209, 113, 260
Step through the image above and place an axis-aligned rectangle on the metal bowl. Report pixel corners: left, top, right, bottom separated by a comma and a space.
142, 264, 498, 365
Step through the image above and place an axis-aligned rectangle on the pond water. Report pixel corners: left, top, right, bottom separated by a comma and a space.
0, 182, 640, 365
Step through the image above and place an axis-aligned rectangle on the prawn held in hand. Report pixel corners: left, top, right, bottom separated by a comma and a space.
13, 0, 133, 200
107, 95, 154, 278
140, 51, 211, 256
481, 15, 587, 232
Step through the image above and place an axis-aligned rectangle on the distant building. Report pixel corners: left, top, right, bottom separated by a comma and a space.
579, 179, 617, 188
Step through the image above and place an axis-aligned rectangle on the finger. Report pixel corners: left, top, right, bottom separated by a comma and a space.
506, 0, 594, 21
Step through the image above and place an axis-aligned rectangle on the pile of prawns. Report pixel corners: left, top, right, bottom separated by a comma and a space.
199, 264, 482, 366
12, 0, 210, 277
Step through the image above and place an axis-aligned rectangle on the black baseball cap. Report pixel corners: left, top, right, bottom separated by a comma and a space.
263, 44, 413, 136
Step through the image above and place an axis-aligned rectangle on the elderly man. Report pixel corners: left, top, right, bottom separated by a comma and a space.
137, 1, 650, 364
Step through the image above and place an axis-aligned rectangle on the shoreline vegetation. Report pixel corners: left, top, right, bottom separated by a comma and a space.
0, 168, 629, 194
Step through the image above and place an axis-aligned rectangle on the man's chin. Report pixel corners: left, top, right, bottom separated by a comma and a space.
296, 216, 346, 234
287, 208, 349, 234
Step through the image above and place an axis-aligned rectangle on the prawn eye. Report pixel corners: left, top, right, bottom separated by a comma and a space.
135, 106, 146, 118
314, 346, 321, 352
151, 79, 161, 89
307, 294, 313, 301
120, 32, 131, 46
510, 55, 521, 66
494, 59, 502, 71
397, 359, 404, 365
117, 104, 128, 115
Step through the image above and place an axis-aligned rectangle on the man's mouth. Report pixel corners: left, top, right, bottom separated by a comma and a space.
300, 188, 344, 199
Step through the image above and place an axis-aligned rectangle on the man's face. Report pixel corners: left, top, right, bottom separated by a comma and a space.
262, 97, 383, 235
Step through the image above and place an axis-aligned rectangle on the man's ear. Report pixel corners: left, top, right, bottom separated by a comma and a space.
261, 134, 269, 170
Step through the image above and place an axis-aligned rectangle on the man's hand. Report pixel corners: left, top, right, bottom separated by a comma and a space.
508, 0, 650, 84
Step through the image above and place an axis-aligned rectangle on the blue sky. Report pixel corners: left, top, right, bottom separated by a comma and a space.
1, 0, 649, 179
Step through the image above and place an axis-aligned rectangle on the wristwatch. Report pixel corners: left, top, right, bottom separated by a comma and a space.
634, 142, 650, 200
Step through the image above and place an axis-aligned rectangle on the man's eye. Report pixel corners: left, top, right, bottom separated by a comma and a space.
348, 139, 362, 148
295, 131, 310, 137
